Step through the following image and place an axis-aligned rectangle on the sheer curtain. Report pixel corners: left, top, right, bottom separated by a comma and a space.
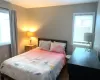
10, 10, 18, 57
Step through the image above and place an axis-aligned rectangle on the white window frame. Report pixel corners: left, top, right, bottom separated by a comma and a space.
72, 12, 95, 47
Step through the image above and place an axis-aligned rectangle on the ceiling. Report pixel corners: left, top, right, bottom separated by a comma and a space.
5, 0, 98, 8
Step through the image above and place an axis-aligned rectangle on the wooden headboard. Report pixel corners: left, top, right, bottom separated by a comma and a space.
38, 38, 67, 53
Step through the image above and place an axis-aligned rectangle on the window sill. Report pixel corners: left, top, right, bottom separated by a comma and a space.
0, 43, 11, 46
73, 43, 90, 48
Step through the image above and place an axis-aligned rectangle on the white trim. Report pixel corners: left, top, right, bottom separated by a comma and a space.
0, 42, 11, 46
72, 12, 95, 47
73, 12, 95, 15
0, 8, 9, 13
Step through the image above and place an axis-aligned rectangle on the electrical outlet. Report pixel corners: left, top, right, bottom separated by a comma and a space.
5, 54, 8, 58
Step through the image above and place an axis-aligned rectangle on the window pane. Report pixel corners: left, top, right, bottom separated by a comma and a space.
0, 11, 11, 45
73, 14, 94, 46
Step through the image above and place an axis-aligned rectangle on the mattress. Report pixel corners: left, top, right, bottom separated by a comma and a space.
0, 48, 66, 80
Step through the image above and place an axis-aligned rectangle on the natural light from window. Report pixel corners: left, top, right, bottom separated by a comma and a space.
73, 13, 94, 46
0, 11, 11, 45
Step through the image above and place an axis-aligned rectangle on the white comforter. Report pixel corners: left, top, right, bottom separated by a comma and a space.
0, 48, 66, 80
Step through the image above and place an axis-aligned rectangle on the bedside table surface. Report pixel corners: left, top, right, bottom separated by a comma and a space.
25, 45, 35, 46
25, 45, 37, 52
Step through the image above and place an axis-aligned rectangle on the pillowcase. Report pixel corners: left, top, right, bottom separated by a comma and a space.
39, 40, 51, 51
50, 42, 66, 53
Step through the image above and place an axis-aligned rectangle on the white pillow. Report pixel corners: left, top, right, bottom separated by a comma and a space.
39, 40, 51, 51
54, 42, 66, 47
50, 42, 66, 53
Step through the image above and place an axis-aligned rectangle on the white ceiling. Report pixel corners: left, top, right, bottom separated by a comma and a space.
5, 0, 98, 8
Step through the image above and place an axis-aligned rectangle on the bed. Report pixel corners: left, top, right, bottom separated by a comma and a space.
0, 38, 67, 80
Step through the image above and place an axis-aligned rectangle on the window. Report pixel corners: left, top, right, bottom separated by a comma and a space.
0, 9, 11, 45
73, 13, 95, 46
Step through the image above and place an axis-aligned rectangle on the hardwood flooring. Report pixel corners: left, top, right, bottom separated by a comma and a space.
57, 65, 69, 80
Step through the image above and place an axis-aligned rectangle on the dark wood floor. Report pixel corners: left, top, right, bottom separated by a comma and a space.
57, 65, 69, 80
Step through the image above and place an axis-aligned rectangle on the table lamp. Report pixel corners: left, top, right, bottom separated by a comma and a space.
27, 31, 34, 45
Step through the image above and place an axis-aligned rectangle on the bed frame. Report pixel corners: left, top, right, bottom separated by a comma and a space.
1, 38, 67, 80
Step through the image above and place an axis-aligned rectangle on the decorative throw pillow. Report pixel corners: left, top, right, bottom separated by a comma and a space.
39, 40, 51, 51
50, 42, 66, 53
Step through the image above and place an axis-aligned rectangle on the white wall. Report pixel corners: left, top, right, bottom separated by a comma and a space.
94, 1, 100, 51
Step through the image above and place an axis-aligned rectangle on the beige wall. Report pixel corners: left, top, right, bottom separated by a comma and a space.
0, 1, 98, 55
11, 5, 29, 54
0, 44, 11, 63
94, 1, 100, 51
28, 2, 98, 54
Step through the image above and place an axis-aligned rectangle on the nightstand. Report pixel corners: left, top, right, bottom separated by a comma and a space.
68, 47, 100, 80
25, 45, 37, 52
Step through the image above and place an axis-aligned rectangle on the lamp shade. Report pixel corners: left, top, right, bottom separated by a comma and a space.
84, 33, 94, 42
27, 31, 34, 37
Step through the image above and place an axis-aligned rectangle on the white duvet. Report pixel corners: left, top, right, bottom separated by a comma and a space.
0, 48, 66, 80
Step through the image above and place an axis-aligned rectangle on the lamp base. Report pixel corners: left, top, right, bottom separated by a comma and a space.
29, 40, 33, 45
